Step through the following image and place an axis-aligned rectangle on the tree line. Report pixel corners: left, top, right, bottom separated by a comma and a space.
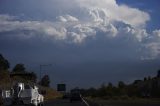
79, 71, 160, 99
0, 53, 50, 87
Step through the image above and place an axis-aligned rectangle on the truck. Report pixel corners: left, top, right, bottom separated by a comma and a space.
1, 82, 44, 106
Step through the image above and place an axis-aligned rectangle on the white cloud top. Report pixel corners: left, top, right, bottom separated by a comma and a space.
0, 0, 159, 59
75, 0, 150, 27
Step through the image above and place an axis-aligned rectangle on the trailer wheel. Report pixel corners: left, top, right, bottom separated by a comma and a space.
32, 99, 38, 106
20, 100, 24, 105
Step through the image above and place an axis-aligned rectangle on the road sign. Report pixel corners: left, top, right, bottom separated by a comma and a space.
57, 84, 66, 91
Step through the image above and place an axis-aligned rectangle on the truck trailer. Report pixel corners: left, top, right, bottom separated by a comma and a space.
2, 83, 44, 106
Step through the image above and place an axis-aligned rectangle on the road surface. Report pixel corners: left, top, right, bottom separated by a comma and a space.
44, 99, 99, 106
2, 98, 99, 106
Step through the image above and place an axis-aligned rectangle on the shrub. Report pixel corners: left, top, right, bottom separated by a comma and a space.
120, 95, 130, 100
0, 96, 3, 105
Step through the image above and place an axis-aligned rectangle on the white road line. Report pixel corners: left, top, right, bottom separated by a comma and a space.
80, 95, 90, 106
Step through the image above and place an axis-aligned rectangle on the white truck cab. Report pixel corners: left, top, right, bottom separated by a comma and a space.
2, 83, 44, 106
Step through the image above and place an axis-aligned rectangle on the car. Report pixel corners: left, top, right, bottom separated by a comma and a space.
70, 89, 82, 102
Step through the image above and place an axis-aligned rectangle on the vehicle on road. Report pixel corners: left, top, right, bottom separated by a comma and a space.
2, 82, 44, 106
70, 89, 82, 102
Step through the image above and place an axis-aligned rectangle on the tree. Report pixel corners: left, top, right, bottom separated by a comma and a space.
144, 77, 147, 81
39, 75, 50, 87
12, 64, 25, 73
118, 81, 126, 96
118, 81, 125, 88
22, 72, 37, 83
108, 82, 113, 88
86, 87, 97, 97
30, 72, 37, 83
98, 83, 107, 97
157, 70, 160, 78
0, 54, 10, 71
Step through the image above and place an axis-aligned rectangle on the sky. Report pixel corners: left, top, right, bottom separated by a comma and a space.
0, 0, 160, 89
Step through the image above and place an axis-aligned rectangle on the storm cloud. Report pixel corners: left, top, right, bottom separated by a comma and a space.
0, 0, 160, 88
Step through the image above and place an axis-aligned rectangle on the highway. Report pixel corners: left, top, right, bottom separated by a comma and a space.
44, 99, 99, 106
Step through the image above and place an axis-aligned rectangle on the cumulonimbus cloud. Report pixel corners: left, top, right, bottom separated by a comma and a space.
0, 0, 159, 59
74, 0, 150, 27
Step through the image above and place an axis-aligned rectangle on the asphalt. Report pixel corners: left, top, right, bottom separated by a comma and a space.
1, 98, 100, 106
45, 99, 87, 106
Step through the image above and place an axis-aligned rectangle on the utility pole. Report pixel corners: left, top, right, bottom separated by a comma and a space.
39, 64, 52, 81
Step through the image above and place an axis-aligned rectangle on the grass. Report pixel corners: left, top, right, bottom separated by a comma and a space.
39, 86, 62, 101
86, 97, 160, 106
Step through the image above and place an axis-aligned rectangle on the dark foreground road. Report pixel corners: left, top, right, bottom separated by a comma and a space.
1, 98, 99, 106
45, 99, 88, 106
6, 99, 160, 106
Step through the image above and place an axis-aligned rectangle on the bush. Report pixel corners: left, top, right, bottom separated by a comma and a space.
39, 75, 50, 87
0, 96, 3, 105
102, 96, 110, 100
111, 96, 119, 100
120, 95, 130, 100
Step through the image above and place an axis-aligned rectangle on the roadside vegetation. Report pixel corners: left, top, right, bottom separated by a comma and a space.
81, 72, 160, 105
78, 71, 160, 104
87, 98, 160, 106
0, 53, 60, 103
40, 86, 62, 101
